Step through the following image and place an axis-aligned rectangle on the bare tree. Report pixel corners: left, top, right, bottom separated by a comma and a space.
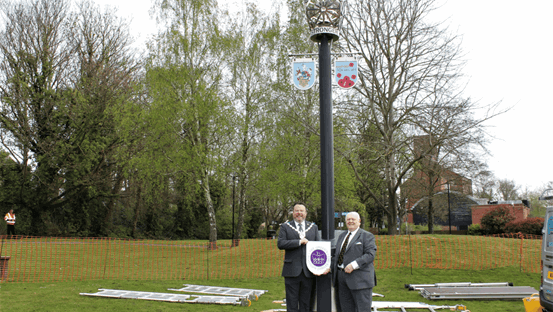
402, 135, 479, 233
339, 0, 503, 234
497, 179, 519, 201
473, 168, 496, 200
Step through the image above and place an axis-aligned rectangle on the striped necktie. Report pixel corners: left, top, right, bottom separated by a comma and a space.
337, 232, 351, 266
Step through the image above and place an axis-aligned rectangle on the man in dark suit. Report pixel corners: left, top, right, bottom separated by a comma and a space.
277, 203, 321, 312
324, 211, 377, 312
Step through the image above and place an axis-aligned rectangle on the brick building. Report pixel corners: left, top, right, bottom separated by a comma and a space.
401, 135, 533, 230
471, 202, 530, 225
403, 135, 475, 230
407, 191, 482, 230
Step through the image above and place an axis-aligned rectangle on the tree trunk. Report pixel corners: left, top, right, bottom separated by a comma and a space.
427, 197, 434, 234
202, 172, 217, 250
102, 173, 125, 236
131, 184, 141, 239
234, 176, 246, 246
234, 98, 252, 245
385, 127, 399, 235
387, 186, 399, 235
234, 128, 249, 245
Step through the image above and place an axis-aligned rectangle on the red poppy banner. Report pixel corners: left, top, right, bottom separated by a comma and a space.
335, 58, 358, 89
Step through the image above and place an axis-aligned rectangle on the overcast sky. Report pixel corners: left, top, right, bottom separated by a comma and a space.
434, 0, 553, 192
92, 0, 553, 192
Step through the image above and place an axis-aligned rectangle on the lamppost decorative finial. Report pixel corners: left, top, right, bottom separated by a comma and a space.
304, 0, 346, 42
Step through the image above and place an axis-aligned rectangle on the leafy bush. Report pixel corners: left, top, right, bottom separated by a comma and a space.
413, 224, 429, 232
400, 223, 450, 234
467, 223, 484, 235
430, 224, 443, 231
379, 227, 389, 235
480, 206, 516, 234
401, 223, 426, 234
504, 217, 544, 235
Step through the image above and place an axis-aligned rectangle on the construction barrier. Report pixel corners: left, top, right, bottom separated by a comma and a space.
0, 233, 541, 283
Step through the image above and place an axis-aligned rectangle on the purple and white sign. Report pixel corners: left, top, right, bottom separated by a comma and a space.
306, 241, 331, 274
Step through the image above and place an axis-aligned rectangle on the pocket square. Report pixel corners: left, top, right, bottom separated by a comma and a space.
356, 242, 362, 245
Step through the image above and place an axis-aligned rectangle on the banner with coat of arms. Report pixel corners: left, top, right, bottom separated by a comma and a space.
335, 57, 358, 89
292, 59, 316, 90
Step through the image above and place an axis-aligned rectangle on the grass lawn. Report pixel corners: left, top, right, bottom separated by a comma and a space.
0, 267, 540, 311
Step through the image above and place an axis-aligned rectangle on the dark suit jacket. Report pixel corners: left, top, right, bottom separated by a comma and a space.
331, 228, 377, 290
277, 221, 320, 278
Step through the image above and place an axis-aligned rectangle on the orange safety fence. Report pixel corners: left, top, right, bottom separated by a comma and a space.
373, 233, 541, 273
0, 234, 542, 283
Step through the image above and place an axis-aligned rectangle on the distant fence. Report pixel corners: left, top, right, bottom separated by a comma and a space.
0, 233, 541, 283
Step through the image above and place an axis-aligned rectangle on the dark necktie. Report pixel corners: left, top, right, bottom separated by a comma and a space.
337, 232, 351, 266
298, 223, 303, 232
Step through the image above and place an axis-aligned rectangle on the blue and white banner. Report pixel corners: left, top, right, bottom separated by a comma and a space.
306, 241, 331, 275
292, 59, 316, 90
335, 58, 358, 89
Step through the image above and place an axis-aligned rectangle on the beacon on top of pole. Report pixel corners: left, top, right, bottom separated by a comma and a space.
304, 0, 346, 42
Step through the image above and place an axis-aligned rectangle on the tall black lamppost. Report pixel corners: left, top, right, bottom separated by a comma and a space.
304, 1, 346, 311
232, 175, 237, 245
447, 181, 451, 234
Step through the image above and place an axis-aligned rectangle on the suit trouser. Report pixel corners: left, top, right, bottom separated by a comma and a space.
336, 269, 373, 312
284, 271, 315, 312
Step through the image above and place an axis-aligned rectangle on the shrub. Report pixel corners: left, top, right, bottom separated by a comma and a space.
425, 224, 444, 232
401, 223, 427, 234
413, 224, 429, 232
480, 206, 516, 234
504, 217, 544, 235
467, 223, 484, 235
413, 224, 428, 232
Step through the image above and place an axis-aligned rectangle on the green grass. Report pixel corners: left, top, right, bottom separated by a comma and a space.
0, 267, 540, 311
0, 235, 542, 311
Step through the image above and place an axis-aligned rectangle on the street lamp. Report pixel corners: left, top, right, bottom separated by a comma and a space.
447, 181, 451, 234
232, 175, 237, 246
